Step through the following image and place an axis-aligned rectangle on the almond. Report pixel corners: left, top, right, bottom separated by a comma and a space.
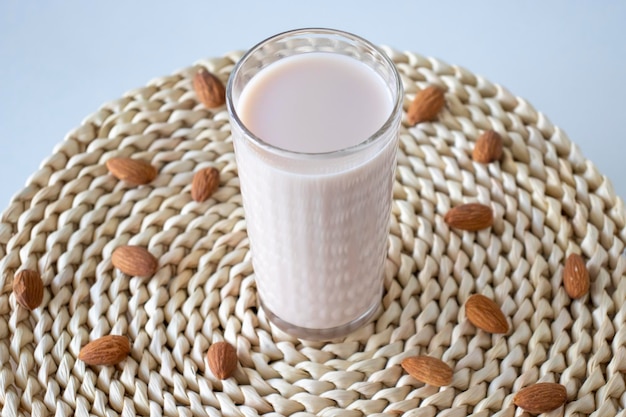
207, 341, 238, 380
400, 355, 453, 387
78, 335, 131, 366
465, 294, 509, 334
106, 157, 157, 185
191, 167, 220, 202
444, 203, 493, 231
563, 253, 590, 299
193, 68, 226, 108
473, 130, 503, 163
112, 245, 158, 277
407, 85, 445, 126
12, 269, 44, 310
513, 382, 567, 414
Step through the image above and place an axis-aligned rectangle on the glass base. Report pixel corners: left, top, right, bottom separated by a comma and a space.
259, 295, 382, 341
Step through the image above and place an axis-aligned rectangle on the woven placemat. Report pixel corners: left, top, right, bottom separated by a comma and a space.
1, 47, 625, 417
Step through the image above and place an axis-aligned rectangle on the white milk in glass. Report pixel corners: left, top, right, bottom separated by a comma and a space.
233, 51, 398, 333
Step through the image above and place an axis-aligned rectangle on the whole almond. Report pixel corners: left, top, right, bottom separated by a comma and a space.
473, 130, 503, 163
407, 85, 445, 126
207, 341, 238, 380
106, 157, 157, 185
79, 335, 130, 366
400, 355, 453, 387
563, 253, 590, 299
112, 245, 158, 277
12, 269, 44, 310
465, 294, 509, 334
513, 382, 567, 414
191, 167, 220, 202
193, 68, 226, 108
444, 203, 493, 231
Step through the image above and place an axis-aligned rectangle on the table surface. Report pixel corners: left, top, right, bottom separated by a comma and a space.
1, 1, 625, 208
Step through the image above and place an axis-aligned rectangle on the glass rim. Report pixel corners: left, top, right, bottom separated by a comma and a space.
225, 27, 403, 160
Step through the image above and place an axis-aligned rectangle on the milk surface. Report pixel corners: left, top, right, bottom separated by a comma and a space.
234, 52, 397, 330
238, 53, 391, 153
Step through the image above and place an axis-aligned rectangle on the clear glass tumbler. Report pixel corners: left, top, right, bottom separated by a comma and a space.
226, 28, 402, 339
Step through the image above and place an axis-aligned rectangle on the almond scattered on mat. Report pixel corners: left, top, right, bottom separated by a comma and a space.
465, 294, 509, 334
473, 130, 503, 163
207, 341, 238, 380
513, 382, 567, 414
111, 245, 158, 277
78, 335, 131, 366
106, 157, 157, 185
191, 167, 220, 202
444, 203, 494, 231
563, 253, 590, 299
12, 269, 44, 310
407, 85, 445, 126
400, 355, 453, 387
193, 68, 226, 108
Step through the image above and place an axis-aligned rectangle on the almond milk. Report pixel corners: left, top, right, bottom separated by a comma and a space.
228, 30, 402, 338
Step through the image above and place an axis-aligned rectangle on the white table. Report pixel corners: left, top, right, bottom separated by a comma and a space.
1, 1, 625, 206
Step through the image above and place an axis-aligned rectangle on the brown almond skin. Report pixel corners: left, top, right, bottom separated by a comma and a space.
191, 167, 220, 202
193, 68, 226, 108
473, 130, 503, 163
563, 253, 590, 299
79, 335, 131, 366
112, 245, 158, 277
13, 269, 44, 310
207, 341, 238, 380
407, 85, 445, 126
444, 203, 493, 231
400, 355, 453, 387
514, 382, 567, 414
106, 157, 157, 185
465, 294, 509, 334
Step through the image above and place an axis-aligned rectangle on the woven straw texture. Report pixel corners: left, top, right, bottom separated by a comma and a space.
1, 48, 626, 417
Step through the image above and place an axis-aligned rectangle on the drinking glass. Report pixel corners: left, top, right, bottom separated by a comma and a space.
226, 28, 402, 339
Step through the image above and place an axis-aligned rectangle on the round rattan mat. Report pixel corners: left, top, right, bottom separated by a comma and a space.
1, 48, 625, 417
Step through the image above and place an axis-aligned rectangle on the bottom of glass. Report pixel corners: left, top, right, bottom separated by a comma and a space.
259, 293, 382, 341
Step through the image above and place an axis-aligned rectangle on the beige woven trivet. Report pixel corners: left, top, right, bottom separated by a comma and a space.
1, 48, 625, 417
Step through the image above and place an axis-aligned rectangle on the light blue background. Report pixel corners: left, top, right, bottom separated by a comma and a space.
1, 1, 625, 206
